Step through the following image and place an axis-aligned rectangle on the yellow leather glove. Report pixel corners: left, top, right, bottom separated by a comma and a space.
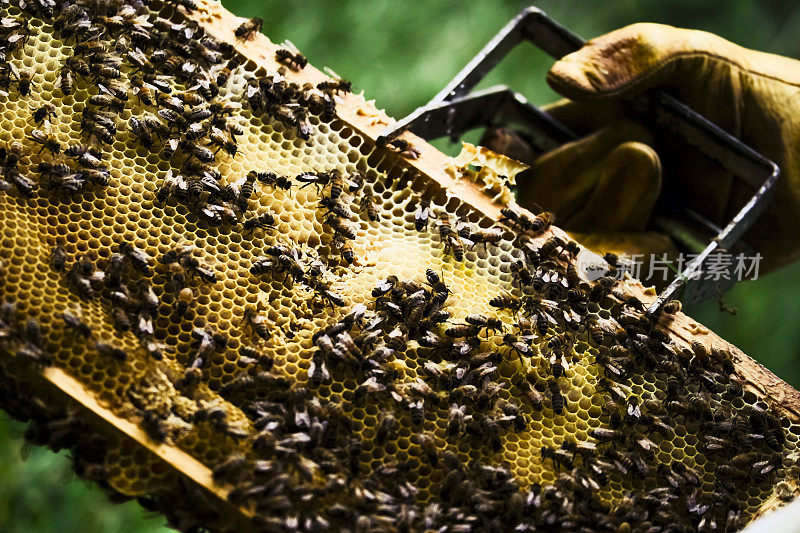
486, 23, 800, 274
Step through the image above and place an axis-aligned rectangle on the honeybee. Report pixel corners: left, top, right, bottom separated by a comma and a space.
384, 137, 420, 159
183, 140, 215, 162
242, 306, 270, 340
81, 119, 113, 144
139, 409, 168, 443
489, 292, 522, 313
95, 341, 127, 362
128, 117, 153, 148
155, 95, 184, 116
184, 123, 208, 145
89, 94, 125, 112
161, 53, 184, 75
414, 433, 439, 466
376, 410, 399, 444
209, 127, 237, 157
499, 207, 532, 231
110, 307, 131, 332
62, 307, 91, 338
360, 191, 378, 222
139, 113, 167, 138
195, 78, 219, 101
541, 445, 574, 469
158, 108, 187, 131
51, 245, 68, 271
510, 376, 542, 411
318, 169, 343, 199
311, 279, 346, 308
445, 323, 481, 339
353, 375, 386, 401
4, 169, 34, 197
468, 227, 503, 250
275, 41, 307, 71
414, 198, 430, 232
308, 355, 331, 386
320, 92, 336, 120
325, 215, 356, 240
530, 211, 556, 236
250, 170, 292, 190
28, 129, 61, 154
182, 255, 218, 284
502, 333, 534, 361
243, 211, 277, 233
662, 299, 682, 314
319, 195, 351, 220
335, 238, 354, 265
1, 140, 23, 169
162, 138, 180, 159
17, 67, 31, 96
234, 17, 263, 41
510, 259, 533, 287
32, 103, 56, 124
119, 242, 150, 274
240, 346, 273, 369
317, 76, 352, 95
549, 380, 565, 414
216, 62, 232, 86
464, 314, 504, 335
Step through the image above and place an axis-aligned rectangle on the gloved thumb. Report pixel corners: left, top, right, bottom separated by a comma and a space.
546, 22, 799, 106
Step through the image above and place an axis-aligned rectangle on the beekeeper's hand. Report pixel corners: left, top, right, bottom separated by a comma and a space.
487, 23, 800, 273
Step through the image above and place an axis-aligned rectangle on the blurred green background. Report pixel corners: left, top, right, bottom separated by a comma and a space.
4, 1, 800, 530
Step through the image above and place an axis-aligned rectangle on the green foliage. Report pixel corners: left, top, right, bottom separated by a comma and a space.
0, 417, 170, 533
4, 1, 799, 530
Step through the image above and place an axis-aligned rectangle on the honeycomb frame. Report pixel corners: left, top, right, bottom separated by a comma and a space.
0, 0, 797, 531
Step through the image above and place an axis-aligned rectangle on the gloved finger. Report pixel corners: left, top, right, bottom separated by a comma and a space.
517, 119, 653, 221
541, 98, 628, 137
547, 23, 758, 105
562, 141, 661, 233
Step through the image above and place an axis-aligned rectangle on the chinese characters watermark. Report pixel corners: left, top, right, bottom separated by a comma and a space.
578, 252, 762, 282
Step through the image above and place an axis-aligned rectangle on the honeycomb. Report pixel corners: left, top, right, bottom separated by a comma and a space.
0, 0, 798, 531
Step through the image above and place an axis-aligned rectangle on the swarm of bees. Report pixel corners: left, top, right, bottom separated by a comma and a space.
0, 0, 795, 532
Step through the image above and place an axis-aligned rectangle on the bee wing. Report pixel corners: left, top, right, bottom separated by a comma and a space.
232, 174, 250, 189
457, 341, 473, 355
281, 39, 300, 53
637, 437, 656, 452
323, 66, 341, 79
220, 98, 242, 111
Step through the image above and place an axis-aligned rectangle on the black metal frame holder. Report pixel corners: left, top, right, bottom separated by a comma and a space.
378, 7, 780, 314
